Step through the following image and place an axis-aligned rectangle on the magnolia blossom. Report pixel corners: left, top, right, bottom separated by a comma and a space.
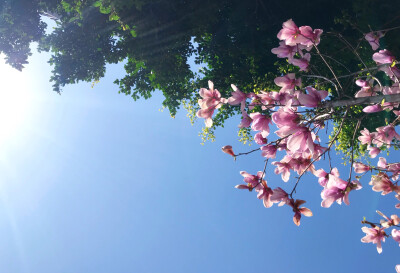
358, 128, 375, 145
353, 162, 370, 173
369, 173, 400, 195
298, 26, 323, 46
254, 132, 268, 145
235, 171, 264, 191
393, 229, 400, 246
271, 41, 298, 59
365, 31, 383, 51
274, 73, 302, 92
249, 112, 271, 138
221, 145, 235, 158
261, 144, 277, 159
238, 110, 252, 128
270, 187, 289, 206
396, 195, 400, 209
321, 175, 362, 208
363, 104, 383, 113
373, 49, 396, 64
277, 19, 309, 46
361, 226, 386, 253
257, 180, 274, 208
196, 81, 226, 127
376, 210, 400, 228
297, 87, 329, 107
354, 79, 379, 98
289, 53, 311, 71
287, 199, 312, 226
227, 84, 247, 110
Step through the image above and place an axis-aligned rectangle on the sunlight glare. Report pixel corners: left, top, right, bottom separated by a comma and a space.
0, 58, 33, 146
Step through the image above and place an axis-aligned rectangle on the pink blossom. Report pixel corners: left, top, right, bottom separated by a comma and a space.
396, 265, 400, 273
373, 125, 400, 147
361, 226, 386, 253
396, 195, 400, 209
257, 180, 274, 208
363, 104, 383, 113
289, 53, 311, 71
358, 128, 375, 145
392, 229, 400, 246
272, 156, 293, 182
227, 84, 247, 110
196, 81, 226, 127
286, 127, 315, 155
261, 145, 277, 159
221, 145, 235, 158
365, 31, 383, 51
298, 87, 329, 107
254, 132, 268, 145
376, 210, 400, 228
235, 171, 264, 191
249, 112, 271, 138
369, 172, 400, 195
277, 19, 309, 46
353, 162, 370, 173
270, 187, 289, 206
321, 177, 361, 208
314, 168, 341, 187
271, 41, 298, 59
287, 199, 313, 226
274, 73, 301, 92
299, 26, 323, 46
272, 107, 299, 129
367, 146, 381, 158
238, 110, 252, 128
373, 49, 396, 64
354, 79, 379, 98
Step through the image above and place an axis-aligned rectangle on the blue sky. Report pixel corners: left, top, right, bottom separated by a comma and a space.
0, 39, 399, 272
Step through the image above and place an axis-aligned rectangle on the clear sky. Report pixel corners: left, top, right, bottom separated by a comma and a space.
0, 40, 399, 273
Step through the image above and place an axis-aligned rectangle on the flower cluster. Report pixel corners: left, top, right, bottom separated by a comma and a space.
195, 19, 400, 271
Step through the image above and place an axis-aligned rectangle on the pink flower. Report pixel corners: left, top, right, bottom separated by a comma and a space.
257, 180, 274, 208
221, 145, 235, 158
358, 128, 375, 145
261, 145, 277, 159
196, 81, 226, 127
361, 226, 386, 253
249, 112, 271, 138
227, 84, 247, 110
286, 127, 315, 155
235, 171, 264, 191
396, 195, 400, 209
270, 187, 289, 206
298, 87, 329, 107
271, 41, 298, 59
277, 19, 309, 46
365, 31, 383, 51
354, 79, 379, 98
396, 265, 400, 273
353, 162, 370, 173
299, 26, 323, 46
367, 146, 381, 158
369, 173, 400, 195
274, 73, 302, 92
373, 50, 396, 64
254, 132, 268, 145
393, 229, 400, 246
321, 175, 361, 208
376, 210, 400, 228
363, 104, 383, 113
289, 53, 311, 71
272, 156, 293, 182
287, 199, 312, 226
238, 110, 252, 128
